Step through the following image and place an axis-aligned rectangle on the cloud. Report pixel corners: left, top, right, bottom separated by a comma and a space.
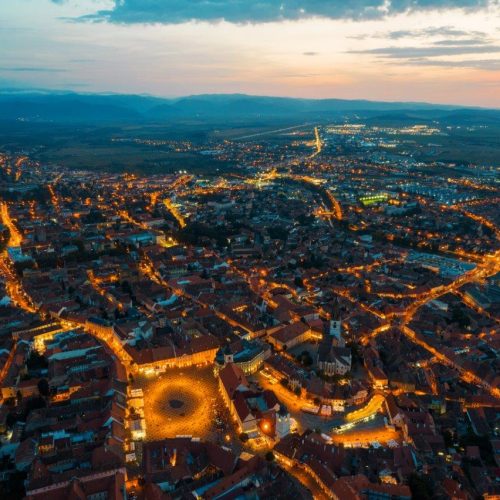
349, 44, 500, 58
69, 58, 97, 63
401, 57, 500, 70
350, 26, 488, 40
433, 38, 490, 45
59, 82, 91, 87
0, 67, 67, 73
389, 26, 488, 38
75, 0, 497, 24
348, 25, 500, 71
303, 51, 318, 56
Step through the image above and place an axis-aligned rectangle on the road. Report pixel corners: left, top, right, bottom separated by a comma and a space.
360, 207, 500, 398
275, 454, 331, 500
0, 203, 36, 312
270, 172, 342, 222
344, 393, 385, 423
1, 202, 23, 246
163, 198, 186, 228
330, 417, 400, 448
309, 126, 323, 159
255, 372, 333, 434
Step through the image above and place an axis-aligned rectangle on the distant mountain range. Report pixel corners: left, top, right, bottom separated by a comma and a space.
0, 90, 499, 125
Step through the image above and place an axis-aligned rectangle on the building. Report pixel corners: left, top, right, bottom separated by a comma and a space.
218, 363, 281, 438
268, 322, 321, 351
214, 339, 271, 375
317, 345, 352, 376
317, 307, 351, 376
276, 404, 291, 439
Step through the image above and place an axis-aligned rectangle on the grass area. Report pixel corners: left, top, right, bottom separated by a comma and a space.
37, 144, 232, 174
391, 126, 500, 166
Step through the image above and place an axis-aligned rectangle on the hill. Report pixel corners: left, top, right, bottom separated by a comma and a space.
1, 90, 498, 125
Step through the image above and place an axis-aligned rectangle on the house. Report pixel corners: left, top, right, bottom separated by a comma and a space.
268, 322, 319, 350
218, 363, 287, 439
114, 320, 153, 345
218, 362, 249, 409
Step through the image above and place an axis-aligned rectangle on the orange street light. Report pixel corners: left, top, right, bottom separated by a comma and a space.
261, 420, 271, 433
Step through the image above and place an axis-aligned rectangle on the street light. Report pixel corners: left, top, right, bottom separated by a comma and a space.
261, 420, 271, 434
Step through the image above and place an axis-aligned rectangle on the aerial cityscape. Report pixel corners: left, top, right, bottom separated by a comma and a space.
0, 1, 499, 499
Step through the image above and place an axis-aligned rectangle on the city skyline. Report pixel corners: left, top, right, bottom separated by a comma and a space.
1, 0, 500, 107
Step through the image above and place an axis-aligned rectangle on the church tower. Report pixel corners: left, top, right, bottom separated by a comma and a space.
276, 404, 291, 439
223, 344, 234, 365
329, 296, 345, 347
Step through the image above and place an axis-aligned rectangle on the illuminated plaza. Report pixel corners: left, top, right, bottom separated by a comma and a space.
137, 366, 226, 441
330, 415, 402, 448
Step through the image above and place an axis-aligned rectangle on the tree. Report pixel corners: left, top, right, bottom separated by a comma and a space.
442, 429, 454, 448
0, 469, 27, 499
121, 280, 132, 294
294, 276, 304, 288
298, 350, 313, 367
451, 305, 470, 328
25, 396, 46, 414
408, 473, 432, 500
37, 378, 49, 397
27, 351, 48, 371
268, 226, 288, 242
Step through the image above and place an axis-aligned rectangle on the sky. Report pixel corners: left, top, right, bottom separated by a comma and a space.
1, 0, 499, 106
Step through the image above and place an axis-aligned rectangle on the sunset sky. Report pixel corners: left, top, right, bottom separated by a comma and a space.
1, 0, 499, 106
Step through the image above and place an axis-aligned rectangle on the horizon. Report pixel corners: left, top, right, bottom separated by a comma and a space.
1, 1, 500, 107
2, 87, 500, 111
